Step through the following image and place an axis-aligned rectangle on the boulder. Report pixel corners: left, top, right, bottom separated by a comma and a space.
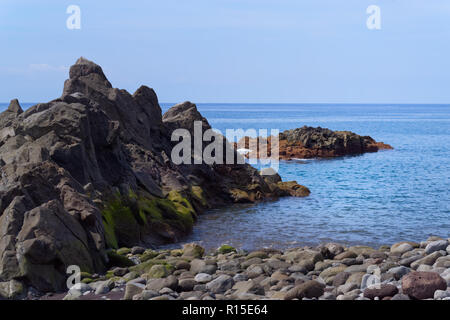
131, 246, 146, 255
93, 280, 114, 295
194, 273, 212, 284
390, 242, 415, 255
146, 264, 170, 278
387, 266, 411, 280
334, 251, 357, 260
391, 293, 410, 300
319, 243, 345, 259
424, 240, 448, 255
319, 265, 347, 285
363, 284, 398, 299
146, 275, 178, 291
337, 282, 358, 295
410, 251, 443, 270
124, 282, 145, 300
205, 275, 234, 294
217, 245, 236, 254
332, 272, 351, 287
232, 280, 264, 297
284, 280, 325, 300
345, 272, 366, 286
402, 271, 447, 299
282, 249, 323, 264
434, 289, 450, 300
182, 243, 205, 259
178, 278, 197, 292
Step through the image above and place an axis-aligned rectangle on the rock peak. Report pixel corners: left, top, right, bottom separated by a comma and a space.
69, 57, 108, 81
162, 101, 209, 133
7, 99, 23, 114
63, 57, 112, 96
75, 56, 92, 65
163, 101, 198, 119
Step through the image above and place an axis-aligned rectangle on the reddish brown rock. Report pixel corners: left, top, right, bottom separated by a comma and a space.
402, 271, 447, 300
237, 126, 393, 160
363, 284, 398, 299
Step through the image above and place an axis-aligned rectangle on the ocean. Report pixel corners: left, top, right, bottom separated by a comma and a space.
161, 103, 450, 251
2, 102, 449, 250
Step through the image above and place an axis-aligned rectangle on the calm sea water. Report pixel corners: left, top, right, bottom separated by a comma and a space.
161, 103, 450, 251
2, 102, 449, 250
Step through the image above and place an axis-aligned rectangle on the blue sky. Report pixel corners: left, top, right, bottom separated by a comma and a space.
1, 0, 450, 103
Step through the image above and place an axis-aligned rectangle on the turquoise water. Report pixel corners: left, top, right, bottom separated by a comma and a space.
3, 103, 449, 250
161, 103, 450, 250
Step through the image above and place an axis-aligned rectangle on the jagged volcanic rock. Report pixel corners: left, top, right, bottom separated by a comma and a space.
0, 57, 307, 293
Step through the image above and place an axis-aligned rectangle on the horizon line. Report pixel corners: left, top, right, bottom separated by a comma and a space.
2, 101, 450, 107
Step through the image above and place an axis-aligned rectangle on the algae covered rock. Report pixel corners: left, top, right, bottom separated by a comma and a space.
140, 250, 159, 262
182, 243, 205, 259
116, 248, 132, 255
146, 264, 171, 278
106, 251, 135, 268
129, 258, 174, 276
218, 244, 237, 254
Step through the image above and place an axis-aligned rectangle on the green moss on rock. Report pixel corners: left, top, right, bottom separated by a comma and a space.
81, 278, 93, 284
218, 244, 237, 254
182, 243, 205, 259
116, 248, 131, 255
139, 250, 158, 262
167, 191, 196, 224
146, 264, 170, 278
106, 250, 135, 268
101, 195, 139, 249
129, 259, 174, 275
100, 190, 199, 250
170, 249, 183, 257
190, 186, 208, 207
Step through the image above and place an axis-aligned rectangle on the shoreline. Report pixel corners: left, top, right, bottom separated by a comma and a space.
156, 236, 450, 256
34, 236, 449, 301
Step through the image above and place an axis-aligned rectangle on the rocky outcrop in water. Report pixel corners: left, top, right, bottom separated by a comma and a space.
0, 58, 308, 294
238, 126, 393, 160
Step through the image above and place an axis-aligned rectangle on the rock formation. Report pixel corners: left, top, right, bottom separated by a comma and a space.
0, 57, 308, 294
238, 126, 393, 160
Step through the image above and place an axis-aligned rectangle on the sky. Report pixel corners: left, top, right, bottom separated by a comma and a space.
0, 0, 450, 104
